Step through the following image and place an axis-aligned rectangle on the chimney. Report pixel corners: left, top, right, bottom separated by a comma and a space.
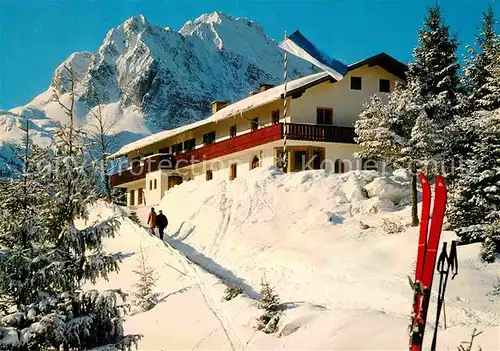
211, 101, 230, 114
259, 83, 275, 92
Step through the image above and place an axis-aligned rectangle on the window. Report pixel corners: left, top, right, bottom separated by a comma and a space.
203, 131, 216, 145
362, 159, 378, 171
138, 188, 143, 205
294, 151, 306, 171
129, 190, 135, 206
275, 149, 285, 168
159, 147, 169, 154
251, 156, 260, 170
229, 163, 237, 180
184, 138, 196, 151
154, 179, 157, 189
206, 170, 213, 181
131, 157, 141, 169
272, 110, 280, 124
350, 76, 362, 90
230, 125, 237, 138
379, 79, 390, 93
251, 117, 259, 131
334, 159, 345, 173
149, 180, 152, 190
172, 143, 183, 155
317, 108, 333, 125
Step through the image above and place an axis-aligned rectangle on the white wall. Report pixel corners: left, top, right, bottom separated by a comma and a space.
291, 65, 399, 127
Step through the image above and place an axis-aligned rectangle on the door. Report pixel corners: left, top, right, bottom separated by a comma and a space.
168, 175, 183, 190
312, 151, 322, 170
294, 151, 307, 171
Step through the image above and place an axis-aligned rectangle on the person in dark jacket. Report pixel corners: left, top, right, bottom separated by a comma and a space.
156, 210, 168, 240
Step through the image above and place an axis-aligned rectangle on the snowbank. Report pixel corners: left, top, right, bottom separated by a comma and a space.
89, 168, 499, 350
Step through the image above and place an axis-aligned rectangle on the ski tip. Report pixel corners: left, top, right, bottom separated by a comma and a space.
418, 172, 428, 184
436, 175, 447, 189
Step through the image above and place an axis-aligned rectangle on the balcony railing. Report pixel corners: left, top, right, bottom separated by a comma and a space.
110, 154, 175, 187
110, 122, 356, 186
175, 122, 283, 168
284, 123, 356, 144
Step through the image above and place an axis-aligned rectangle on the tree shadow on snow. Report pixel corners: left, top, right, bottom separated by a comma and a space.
169, 221, 196, 241
163, 237, 260, 300
119, 251, 136, 259
279, 301, 329, 311
157, 286, 193, 304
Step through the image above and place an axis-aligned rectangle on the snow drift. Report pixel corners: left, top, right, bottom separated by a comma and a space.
89, 168, 499, 350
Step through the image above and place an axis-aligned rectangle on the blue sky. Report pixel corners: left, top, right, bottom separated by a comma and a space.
0, 0, 498, 110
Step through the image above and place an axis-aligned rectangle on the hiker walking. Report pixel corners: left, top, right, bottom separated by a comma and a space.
156, 210, 168, 241
147, 207, 157, 235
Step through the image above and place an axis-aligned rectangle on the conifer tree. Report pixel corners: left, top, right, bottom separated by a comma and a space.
1, 66, 141, 350
463, 5, 500, 113
0, 121, 55, 351
448, 14, 499, 243
481, 220, 499, 263
256, 275, 281, 334
133, 245, 160, 312
356, 5, 461, 226
39, 65, 140, 350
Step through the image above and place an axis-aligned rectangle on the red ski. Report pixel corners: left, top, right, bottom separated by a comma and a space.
409, 174, 447, 351
409, 173, 431, 341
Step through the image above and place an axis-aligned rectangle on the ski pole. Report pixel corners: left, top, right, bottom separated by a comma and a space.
443, 299, 447, 329
430, 241, 458, 351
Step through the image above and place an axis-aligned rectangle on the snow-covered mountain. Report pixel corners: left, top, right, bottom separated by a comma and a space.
0, 12, 316, 174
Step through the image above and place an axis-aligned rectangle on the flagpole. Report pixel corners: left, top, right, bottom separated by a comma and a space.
282, 31, 288, 173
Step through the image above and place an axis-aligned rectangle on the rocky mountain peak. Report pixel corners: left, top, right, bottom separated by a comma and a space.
0, 11, 316, 174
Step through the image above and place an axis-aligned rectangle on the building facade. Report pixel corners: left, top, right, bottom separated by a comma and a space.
110, 53, 407, 207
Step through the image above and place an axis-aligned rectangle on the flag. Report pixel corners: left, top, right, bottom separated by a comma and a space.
279, 30, 347, 81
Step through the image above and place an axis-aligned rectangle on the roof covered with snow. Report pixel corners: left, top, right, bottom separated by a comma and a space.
110, 53, 407, 159
110, 72, 329, 158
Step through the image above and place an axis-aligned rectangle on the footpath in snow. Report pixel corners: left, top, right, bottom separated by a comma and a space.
88, 167, 500, 350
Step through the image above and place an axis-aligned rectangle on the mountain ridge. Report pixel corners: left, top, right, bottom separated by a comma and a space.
0, 11, 316, 174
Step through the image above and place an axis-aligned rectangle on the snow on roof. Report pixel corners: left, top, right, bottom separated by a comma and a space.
110, 71, 329, 158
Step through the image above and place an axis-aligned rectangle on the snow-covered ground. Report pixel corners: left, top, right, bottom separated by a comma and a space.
86, 167, 499, 350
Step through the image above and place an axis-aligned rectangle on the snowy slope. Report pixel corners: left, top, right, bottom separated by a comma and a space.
0, 12, 315, 174
88, 168, 500, 350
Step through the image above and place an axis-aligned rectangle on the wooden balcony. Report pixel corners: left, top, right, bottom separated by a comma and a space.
110, 154, 175, 187
110, 122, 356, 186
284, 123, 356, 144
174, 122, 283, 168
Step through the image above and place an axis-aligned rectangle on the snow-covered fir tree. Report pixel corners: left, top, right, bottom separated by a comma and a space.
448, 106, 500, 244
408, 5, 461, 123
446, 5, 500, 180
0, 67, 141, 350
256, 275, 281, 334
356, 5, 461, 226
448, 11, 499, 246
481, 220, 499, 263
0, 121, 56, 350
463, 5, 500, 113
133, 245, 160, 312
407, 5, 462, 177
